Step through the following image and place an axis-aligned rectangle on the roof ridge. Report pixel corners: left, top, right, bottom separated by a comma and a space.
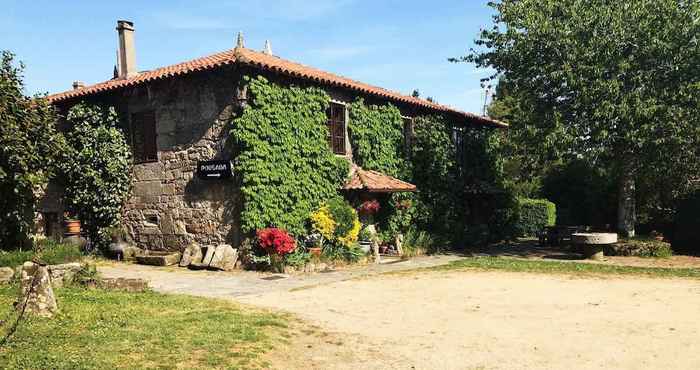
46, 46, 506, 128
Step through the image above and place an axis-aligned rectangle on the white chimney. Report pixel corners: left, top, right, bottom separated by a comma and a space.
116, 20, 137, 79
72, 81, 85, 90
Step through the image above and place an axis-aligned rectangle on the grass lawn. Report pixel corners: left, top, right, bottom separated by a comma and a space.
432, 256, 700, 279
0, 285, 289, 369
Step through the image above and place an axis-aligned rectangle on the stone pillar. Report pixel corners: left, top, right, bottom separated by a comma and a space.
16, 262, 57, 318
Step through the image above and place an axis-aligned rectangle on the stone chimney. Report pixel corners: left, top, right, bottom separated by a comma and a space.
116, 20, 137, 79
72, 81, 85, 90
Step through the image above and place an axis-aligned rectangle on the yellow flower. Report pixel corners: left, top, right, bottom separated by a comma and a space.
311, 206, 335, 240
338, 217, 361, 247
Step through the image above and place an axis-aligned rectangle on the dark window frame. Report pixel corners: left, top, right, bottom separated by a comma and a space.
130, 110, 158, 163
326, 102, 346, 155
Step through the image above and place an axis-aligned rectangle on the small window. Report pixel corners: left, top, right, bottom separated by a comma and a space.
131, 111, 158, 163
326, 103, 346, 155
402, 117, 414, 157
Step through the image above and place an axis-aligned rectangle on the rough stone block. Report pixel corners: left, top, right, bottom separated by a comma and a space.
98, 278, 149, 292
47, 262, 83, 288
179, 243, 203, 267
133, 181, 163, 197
18, 262, 57, 317
0, 267, 14, 284
135, 252, 181, 266
208, 244, 238, 271
200, 245, 216, 266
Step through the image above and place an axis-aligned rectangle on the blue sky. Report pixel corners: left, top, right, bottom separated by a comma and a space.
1, 0, 496, 114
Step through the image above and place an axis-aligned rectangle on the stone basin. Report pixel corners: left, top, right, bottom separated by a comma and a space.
135, 251, 181, 266
572, 233, 618, 260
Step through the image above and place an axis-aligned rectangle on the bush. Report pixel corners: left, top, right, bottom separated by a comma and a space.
671, 191, 700, 255
515, 198, 556, 237
0, 239, 82, 267
311, 198, 360, 249
606, 237, 673, 258
402, 228, 436, 256
59, 103, 132, 250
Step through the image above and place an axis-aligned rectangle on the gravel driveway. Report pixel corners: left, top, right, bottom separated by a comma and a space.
100, 258, 700, 369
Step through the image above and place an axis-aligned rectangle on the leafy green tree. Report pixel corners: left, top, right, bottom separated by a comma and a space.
59, 103, 132, 249
460, 0, 700, 236
0, 51, 65, 248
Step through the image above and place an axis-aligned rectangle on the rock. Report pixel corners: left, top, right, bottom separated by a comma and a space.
47, 262, 83, 288
0, 267, 14, 284
98, 278, 149, 292
135, 252, 181, 266
123, 246, 143, 261
208, 244, 238, 271
17, 262, 58, 318
179, 243, 203, 267
200, 245, 217, 266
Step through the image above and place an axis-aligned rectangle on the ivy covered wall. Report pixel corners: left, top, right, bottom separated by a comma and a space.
231, 76, 349, 236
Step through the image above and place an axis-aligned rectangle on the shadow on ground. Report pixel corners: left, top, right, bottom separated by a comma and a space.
471, 239, 584, 261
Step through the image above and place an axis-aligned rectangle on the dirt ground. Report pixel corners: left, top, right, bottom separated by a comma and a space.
240, 271, 700, 370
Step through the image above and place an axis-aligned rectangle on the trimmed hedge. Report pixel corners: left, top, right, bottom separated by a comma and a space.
515, 198, 556, 237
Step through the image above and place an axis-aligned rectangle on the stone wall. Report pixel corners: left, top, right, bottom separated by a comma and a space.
43, 67, 426, 252
120, 69, 243, 251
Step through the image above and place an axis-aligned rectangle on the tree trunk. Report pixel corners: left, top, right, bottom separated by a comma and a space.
617, 163, 636, 238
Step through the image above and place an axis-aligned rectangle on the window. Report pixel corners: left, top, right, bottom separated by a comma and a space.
326, 102, 346, 155
130, 111, 158, 163
402, 116, 414, 157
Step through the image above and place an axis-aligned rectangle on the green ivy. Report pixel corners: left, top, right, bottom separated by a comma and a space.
60, 103, 133, 249
348, 99, 408, 178
231, 76, 349, 236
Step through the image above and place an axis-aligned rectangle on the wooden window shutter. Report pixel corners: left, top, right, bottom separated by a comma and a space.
131, 111, 158, 163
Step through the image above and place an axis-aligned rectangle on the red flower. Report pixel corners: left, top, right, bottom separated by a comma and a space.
256, 228, 296, 255
358, 200, 381, 215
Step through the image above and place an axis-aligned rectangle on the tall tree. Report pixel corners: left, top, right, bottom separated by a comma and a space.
0, 51, 65, 247
459, 0, 700, 236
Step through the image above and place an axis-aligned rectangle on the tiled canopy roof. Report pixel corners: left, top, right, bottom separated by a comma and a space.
46, 47, 506, 128
343, 166, 417, 193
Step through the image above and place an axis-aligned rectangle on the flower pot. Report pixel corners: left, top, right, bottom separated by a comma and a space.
64, 219, 81, 236
309, 247, 322, 257
358, 241, 372, 254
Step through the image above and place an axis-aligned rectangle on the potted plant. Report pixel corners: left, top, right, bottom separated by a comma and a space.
306, 233, 323, 257
357, 199, 380, 224
358, 227, 373, 254
64, 212, 81, 236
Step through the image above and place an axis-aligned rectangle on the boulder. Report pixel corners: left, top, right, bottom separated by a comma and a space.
200, 245, 217, 266
47, 262, 83, 288
123, 246, 144, 261
17, 262, 57, 317
0, 267, 14, 284
179, 243, 203, 267
208, 244, 238, 271
135, 252, 181, 266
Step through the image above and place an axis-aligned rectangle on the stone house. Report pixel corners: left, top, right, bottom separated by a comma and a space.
44, 20, 505, 251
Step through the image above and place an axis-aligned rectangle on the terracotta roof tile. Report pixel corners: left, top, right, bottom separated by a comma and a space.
46, 47, 506, 128
344, 166, 416, 193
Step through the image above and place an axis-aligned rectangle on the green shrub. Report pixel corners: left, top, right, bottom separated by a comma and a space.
284, 248, 311, 268
672, 191, 700, 255
606, 237, 673, 258
59, 103, 132, 249
402, 228, 437, 256
515, 198, 556, 237
0, 239, 82, 267
327, 198, 355, 238
35, 239, 83, 265
0, 249, 34, 268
